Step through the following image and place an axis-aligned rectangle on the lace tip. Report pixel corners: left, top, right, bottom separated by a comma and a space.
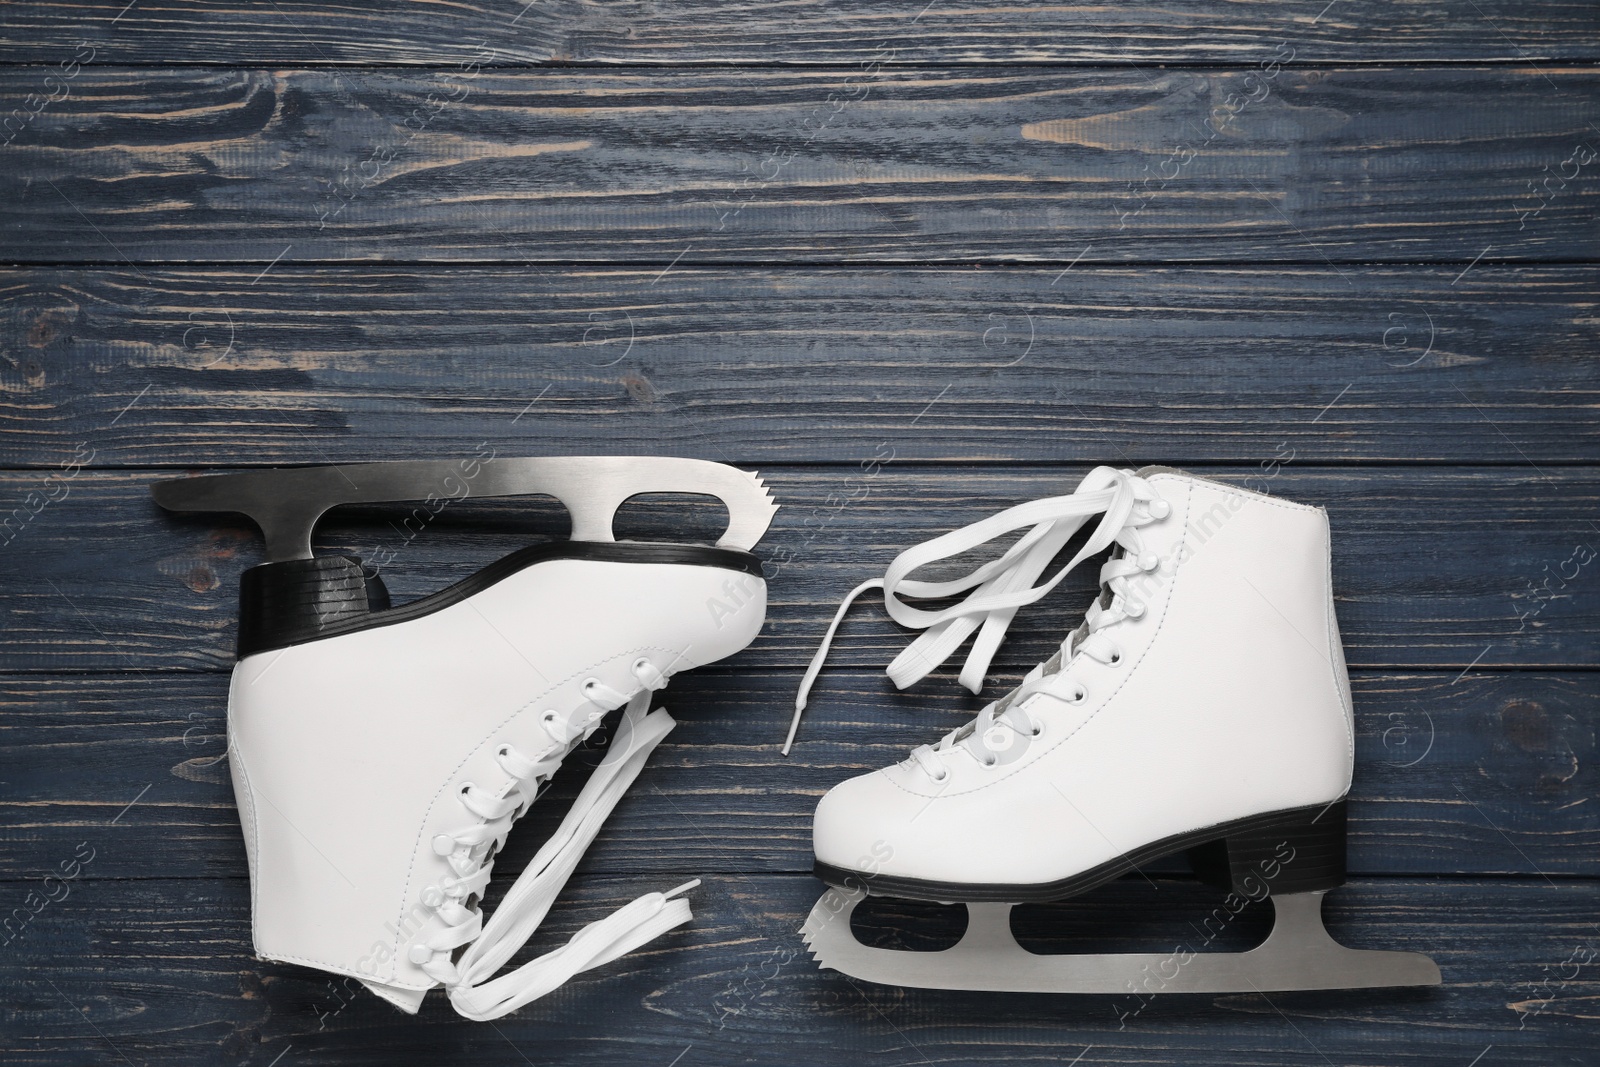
664, 878, 701, 900
781, 702, 804, 757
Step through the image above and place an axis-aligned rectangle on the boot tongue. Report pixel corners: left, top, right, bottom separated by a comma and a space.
988, 533, 1129, 717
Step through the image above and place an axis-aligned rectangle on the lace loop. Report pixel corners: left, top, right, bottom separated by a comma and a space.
582, 678, 631, 710
631, 657, 670, 690
783, 467, 1168, 760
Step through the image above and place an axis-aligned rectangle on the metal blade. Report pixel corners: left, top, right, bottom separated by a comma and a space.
152, 456, 778, 561
801, 888, 1441, 993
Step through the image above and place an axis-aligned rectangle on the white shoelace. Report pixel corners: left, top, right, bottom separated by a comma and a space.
412, 659, 695, 1021
783, 466, 1170, 764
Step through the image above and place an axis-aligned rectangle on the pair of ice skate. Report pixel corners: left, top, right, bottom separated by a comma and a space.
154, 458, 1437, 1021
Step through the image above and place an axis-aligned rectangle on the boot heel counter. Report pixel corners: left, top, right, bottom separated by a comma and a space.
700, 569, 768, 659
225, 667, 263, 948
1318, 507, 1357, 783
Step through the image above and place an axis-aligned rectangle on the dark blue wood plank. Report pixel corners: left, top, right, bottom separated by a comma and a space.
0, 668, 1592, 880
2, 266, 1596, 466
4, 68, 1597, 264
0, 467, 1590, 672
0, 872, 1592, 1066
3, 1, 1597, 66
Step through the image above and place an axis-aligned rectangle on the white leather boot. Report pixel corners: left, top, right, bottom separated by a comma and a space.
154, 457, 778, 1018
792, 466, 1438, 993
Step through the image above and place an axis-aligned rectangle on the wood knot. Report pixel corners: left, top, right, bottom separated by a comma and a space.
183, 564, 219, 594
1500, 699, 1550, 753
1493, 698, 1584, 794
26, 307, 74, 349
622, 373, 656, 403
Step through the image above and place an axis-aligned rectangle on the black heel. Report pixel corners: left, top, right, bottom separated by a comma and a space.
1187, 800, 1347, 896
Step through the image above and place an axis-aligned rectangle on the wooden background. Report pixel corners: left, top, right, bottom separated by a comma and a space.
2, 2, 1597, 1065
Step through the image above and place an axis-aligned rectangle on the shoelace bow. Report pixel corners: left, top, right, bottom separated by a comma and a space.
783, 467, 1170, 768
413, 659, 696, 1021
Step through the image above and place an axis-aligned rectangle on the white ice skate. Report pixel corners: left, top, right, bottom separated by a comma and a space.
789, 466, 1439, 994
153, 456, 778, 1019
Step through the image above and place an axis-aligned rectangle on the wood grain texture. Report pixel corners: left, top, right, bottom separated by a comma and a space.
2, 1, 1598, 66
0, 467, 1590, 672
0, 873, 1594, 1066
3, 265, 1597, 466
0, 669, 1591, 881
0, 1, 1595, 1061
4, 68, 1599, 264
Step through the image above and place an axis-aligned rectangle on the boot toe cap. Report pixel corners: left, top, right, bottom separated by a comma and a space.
813, 769, 916, 875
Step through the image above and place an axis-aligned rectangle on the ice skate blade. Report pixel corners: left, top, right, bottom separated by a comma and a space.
152, 456, 779, 561
801, 888, 1441, 994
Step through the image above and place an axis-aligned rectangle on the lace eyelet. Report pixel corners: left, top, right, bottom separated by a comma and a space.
431, 834, 455, 856
408, 944, 433, 965
930, 768, 949, 782
1072, 686, 1088, 704
632, 657, 651, 673
496, 744, 511, 758
582, 678, 601, 693
1031, 723, 1044, 737
1109, 651, 1123, 666
458, 782, 474, 798
1149, 498, 1171, 519
421, 885, 445, 908
983, 754, 998, 767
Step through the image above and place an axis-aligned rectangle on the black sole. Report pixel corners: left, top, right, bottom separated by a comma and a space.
813, 799, 1347, 904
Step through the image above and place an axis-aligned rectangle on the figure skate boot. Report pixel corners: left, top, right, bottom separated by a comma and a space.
153, 456, 778, 1019
790, 466, 1439, 993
